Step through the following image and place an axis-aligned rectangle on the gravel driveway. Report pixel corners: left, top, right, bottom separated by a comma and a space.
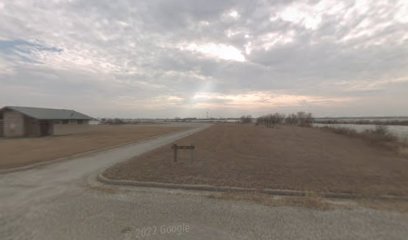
1, 123, 408, 240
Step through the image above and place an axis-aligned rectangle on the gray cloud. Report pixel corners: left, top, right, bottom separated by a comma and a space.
0, 0, 407, 117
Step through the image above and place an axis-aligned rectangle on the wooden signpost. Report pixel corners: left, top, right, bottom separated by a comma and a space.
171, 144, 195, 162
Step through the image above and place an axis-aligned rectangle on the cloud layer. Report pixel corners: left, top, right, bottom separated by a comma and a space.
0, 0, 407, 117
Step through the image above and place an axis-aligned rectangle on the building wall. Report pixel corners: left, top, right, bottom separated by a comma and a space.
4, 110, 25, 137
53, 121, 90, 135
0, 120, 3, 137
24, 117, 42, 137
2, 109, 90, 137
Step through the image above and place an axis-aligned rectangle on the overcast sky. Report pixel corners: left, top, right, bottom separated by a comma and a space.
0, 0, 407, 118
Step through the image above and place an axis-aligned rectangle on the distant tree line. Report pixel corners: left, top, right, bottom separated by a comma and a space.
316, 119, 408, 126
100, 118, 126, 125
255, 112, 313, 127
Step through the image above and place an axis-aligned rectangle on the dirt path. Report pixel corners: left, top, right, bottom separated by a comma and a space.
0, 124, 208, 208
0, 124, 191, 169
105, 124, 408, 196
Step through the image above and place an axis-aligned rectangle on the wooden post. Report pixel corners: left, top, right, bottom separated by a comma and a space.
190, 145, 194, 162
171, 144, 195, 163
173, 144, 178, 162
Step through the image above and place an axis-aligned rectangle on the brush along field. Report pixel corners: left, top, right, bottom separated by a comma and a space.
105, 124, 408, 197
0, 124, 189, 169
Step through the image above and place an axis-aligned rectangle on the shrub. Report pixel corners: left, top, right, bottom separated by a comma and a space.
240, 115, 252, 124
296, 112, 313, 127
363, 125, 396, 142
256, 112, 313, 127
283, 112, 313, 126
322, 126, 357, 136
321, 125, 400, 151
372, 125, 389, 136
285, 113, 298, 125
257, 112, 313, 127
256, 113, 285, 127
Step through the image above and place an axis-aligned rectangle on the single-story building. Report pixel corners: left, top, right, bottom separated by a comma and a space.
0, 106, 93, 137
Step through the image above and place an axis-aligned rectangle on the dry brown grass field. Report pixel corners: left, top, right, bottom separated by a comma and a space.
105, 124, 408, 197
0, 124, 189, 169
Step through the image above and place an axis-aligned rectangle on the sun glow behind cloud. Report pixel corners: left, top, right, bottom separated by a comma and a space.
179, 42, 246, 62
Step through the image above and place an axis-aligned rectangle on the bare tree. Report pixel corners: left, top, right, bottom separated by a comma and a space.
240, 115, 252, 124
296, 112, 313, 127
257, 113, 285, 127
257, 112, 314, 127
285, 113, 298, 125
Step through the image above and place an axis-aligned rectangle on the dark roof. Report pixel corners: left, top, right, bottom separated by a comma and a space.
1, 106, 93, 120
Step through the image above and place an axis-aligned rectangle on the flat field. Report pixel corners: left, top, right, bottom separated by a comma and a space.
105, 124, 408, 196
0, 124, 189, 169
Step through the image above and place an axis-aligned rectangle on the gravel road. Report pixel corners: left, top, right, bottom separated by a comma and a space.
1, 123, 408, 240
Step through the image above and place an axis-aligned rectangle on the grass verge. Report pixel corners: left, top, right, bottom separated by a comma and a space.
208, 192, 345, 211
208, 192, 408, 213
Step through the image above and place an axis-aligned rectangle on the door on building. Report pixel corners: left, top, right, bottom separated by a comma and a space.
39, 121, 51, 136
